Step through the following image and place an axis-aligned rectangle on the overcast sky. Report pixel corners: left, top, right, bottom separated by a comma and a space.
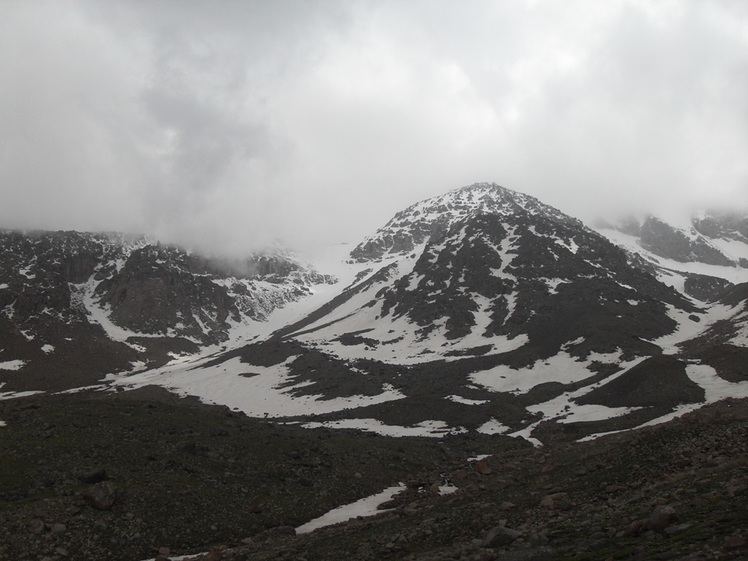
2, 0, 747, 255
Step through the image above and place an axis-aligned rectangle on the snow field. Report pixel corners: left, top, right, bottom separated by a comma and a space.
109, 356, 405, 418
597, 228, 748, 287
302, 418, 467, 438
469, 351, 622, 395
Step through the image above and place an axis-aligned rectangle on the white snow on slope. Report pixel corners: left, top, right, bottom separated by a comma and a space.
653, 302, 739, 353
302, 418, 467, 438
110, 356, 404, 418
0, 390, 43, 400
477, 418, 510, 435
447, 395, 489, 405
72, 279, 185, 347
0, 359, 26, 371
469, 351, 620, 395
296, 483, 405, 534
293, 250, 529, 364
597, 228, 748, 286
579, 364, 748, 442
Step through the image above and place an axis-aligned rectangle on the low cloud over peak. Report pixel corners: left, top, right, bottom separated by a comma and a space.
2, 0, 746, 256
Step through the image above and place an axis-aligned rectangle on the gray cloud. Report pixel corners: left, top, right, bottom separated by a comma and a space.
1, 0, 746, 256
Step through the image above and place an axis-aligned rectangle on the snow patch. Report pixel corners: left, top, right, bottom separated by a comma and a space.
110, 356, 405, 418
653, 303, 736, 353
579, 364, 748, 442
0, 359, 26, 371
446, 395, 489, 405
0, 389, 43, 400
439, 485, 459, 495
303, 418, 467, 438
477, 418, 510, 435
296, 483, 405, 534
597, 228, 748, 286
470, 351, 610, 395
544, 278, 569, 295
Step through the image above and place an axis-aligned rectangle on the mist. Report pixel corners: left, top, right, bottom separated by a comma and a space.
2, 0, 747, 257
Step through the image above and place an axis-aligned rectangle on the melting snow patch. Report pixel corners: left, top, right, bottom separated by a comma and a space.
0, 390, 43, 400
296, 483, 406, 534
110, 356, 405, 418
303, 418, 467, 438
41, 344, 54, 354
556, 404, 641, 424
446, 395, 489, 405
467, 454, 491, 462
653, 303, 735, 353
578, 364, 748, 442
55, 384, 107, 395
439, 485, 459, 495
0, 359, 26, 371
0, 283, 8, 290
509, 422, 543, 447
470, 352, 603, 395
477, 418, 510, 435
544, 278, 569, 294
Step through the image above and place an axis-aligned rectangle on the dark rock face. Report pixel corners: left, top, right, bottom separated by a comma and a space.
353, 185, 694, 363
0, 230, 332, 391
350, 183, 580, 262
692, 211, 748, 243
576, 355, 705, 409
639, 217, 733, 266
83, 481, 117, 511
95, 245, 240, 344
683, 273, 734, 302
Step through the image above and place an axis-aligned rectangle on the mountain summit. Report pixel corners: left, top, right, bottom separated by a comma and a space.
351, 183, 578, 262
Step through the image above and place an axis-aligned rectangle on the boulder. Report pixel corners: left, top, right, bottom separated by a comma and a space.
645, 505, 677, 532
83, 481, 117, 511
481, 525, 523, 547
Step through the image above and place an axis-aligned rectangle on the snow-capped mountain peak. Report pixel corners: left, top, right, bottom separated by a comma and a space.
350, 182, 581, 262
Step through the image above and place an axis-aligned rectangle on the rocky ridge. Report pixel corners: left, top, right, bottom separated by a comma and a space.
596, 211, 748, 302
0, 230, 333, 391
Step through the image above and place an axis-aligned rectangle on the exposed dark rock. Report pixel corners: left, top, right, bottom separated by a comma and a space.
494, 548, 557, 561
640, 216, 733, 266
83, 481, 117, 511
683, 273, 734, 302
79, 469, 108, 484
481, 525, 523, 547
576, 355, 705, 409
645, 505, 677, 532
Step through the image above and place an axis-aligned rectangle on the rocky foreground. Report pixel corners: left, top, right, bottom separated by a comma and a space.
1, 389, 746, 561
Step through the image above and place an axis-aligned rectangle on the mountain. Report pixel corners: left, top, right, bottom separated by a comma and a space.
595, 211, 748, 302
89, 183, 746, 446
2, 184, 748, 444
0, 230, 333, 392
2, 184, 748, 561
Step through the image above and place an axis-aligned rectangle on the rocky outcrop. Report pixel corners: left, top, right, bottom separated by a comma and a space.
639, 216, 733, 266
0, 230, 332, 391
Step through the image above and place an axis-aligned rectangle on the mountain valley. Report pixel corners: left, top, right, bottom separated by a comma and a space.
1, 183, 747, 560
